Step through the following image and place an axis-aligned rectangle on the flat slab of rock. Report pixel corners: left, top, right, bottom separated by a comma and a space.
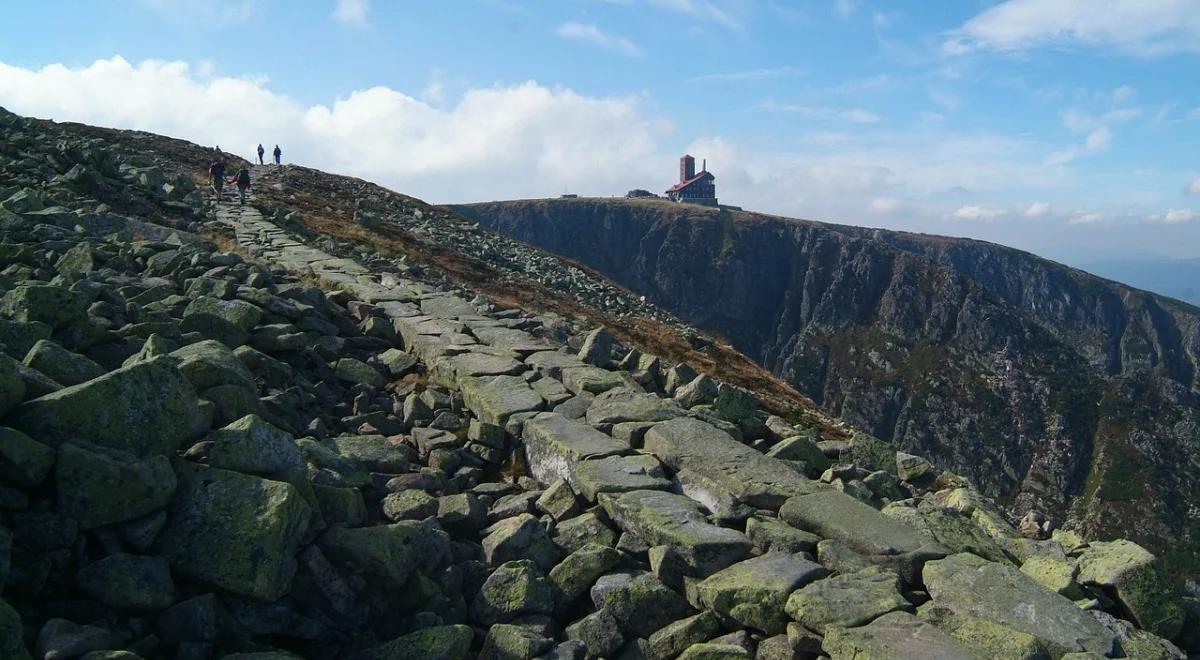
561, 365, 637, 395
822, 611, 983, 660
574, 454, 671, 502
599, 489, 752, 576
785, 567, 911, 633
697, 552, 829, 635
584, 389, 685, 427
780, 489, 945, 582
1075, 539, 1183, 639
525, 351, 587, 379
432, 352, 526, 388
644, 417, 824, 510
922, 553, 1118, 657
522, 412, 629, 490
460, 375, 545, 425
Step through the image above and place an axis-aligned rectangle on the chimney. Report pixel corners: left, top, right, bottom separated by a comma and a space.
702, 158, 706, 172
680, 154, 696, 183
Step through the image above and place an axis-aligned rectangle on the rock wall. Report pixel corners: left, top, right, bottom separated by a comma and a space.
0, 108, 1194, 659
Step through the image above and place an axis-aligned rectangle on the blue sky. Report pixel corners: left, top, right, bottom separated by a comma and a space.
2, 0, 1200, 263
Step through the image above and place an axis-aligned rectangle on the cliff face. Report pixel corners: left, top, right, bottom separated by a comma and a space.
454, 198, 1200, 575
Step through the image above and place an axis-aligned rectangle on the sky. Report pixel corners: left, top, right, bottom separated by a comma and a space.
1, 0, 1200, 264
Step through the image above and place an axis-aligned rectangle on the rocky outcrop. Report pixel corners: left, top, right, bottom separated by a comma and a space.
0, 106, 1193, 659
454, 198, 1200, 577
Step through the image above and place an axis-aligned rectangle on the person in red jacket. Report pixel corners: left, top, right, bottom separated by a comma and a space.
226, 167, 251, 205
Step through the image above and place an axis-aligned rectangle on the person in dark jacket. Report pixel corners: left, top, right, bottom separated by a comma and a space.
227, 167, 251, 205
208, 159, 226, 195
273, 144, 282, 165
257, 144, 265, 165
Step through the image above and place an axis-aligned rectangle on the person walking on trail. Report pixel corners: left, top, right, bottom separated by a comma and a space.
273, 144, 282, 165
208, 159, 226, 196
256, 143, 265, 165
227, 166, 251, 205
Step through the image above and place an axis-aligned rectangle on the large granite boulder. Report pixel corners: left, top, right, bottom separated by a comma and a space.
1075, 540, 1184, 639
160, 462, 311, 600
922, 553, 1118, 657
7, 357, 204, 457
785, 567, 910, 633
697, 552, 829, 634
57, 443, 176, 529
822, 611, 983, 659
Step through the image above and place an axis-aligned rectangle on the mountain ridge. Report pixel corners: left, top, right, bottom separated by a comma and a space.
452, 197, 1200, 577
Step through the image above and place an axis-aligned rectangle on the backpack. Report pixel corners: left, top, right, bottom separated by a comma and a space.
237, 169, 250, 185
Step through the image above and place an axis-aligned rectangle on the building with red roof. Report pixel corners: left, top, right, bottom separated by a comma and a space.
665, 154, 717, 206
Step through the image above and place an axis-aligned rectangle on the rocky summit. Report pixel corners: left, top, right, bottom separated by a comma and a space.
0, 105, 1195, 660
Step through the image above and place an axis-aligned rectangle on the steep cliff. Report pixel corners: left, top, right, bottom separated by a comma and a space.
453, 198, 1200, 576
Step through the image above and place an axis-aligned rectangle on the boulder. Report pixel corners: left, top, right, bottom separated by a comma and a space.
922, 553, 1118, 657
896, 452, 933, 482
574, 454, 671, 502
1075, 540, 1184, 639
644, 417, 825, 511
350, 625, 472, 660
77, 553, 176, 611
22, 339, 105, 386
578, 326, 615, 366
780, 489, 945, 583
160, 462, 311, 600
206, 414, 305, 479
57, 443, 177, 529
646, 610, 724, 660
1, 284, 86, 328
599, 489, 752, 576
470, 559, 556, 625
332, 434, 412, 473
0, 426, 55, 487
479, 623, 555, 660
8, 357, 204, 457
713, 383, 757, 423
521, 412, 628, 490
0, 353, 25, 417
482, 513, 561, 572
0, 598, 30, 660
585, 388, 684, 426
549, 543, 622, 607
460, 374, 545, 425
597, 571, 694, 638
916, 603, 1045, 660
821, 611, 983, 660
565, 609, 625, 658
698, 552, 829, 634
784, 567, 910, 633
170, 339, 256, 392
320, 520, 449, 589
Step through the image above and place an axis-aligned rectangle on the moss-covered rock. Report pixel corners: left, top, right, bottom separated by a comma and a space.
160, 461, 310, 600
785, 567, 910, 634
699, 552, 829, 635
0, 318, 51, 360
646, 610, 723, 660
206, 414, 305, 479
382, 489, 439, 521
479, 623, 554, 660
0, 598, 31, 660
0, 284, 86, 328
351, 624, 473, 660
0, 352, 26, 417
482, 513, 561, 573
169, 339, 256, 392
548, 543, 621, 608
57, 442, 176, 529
1075, 539, 1184, 640
313, 484, 366, 527
7, 357, 204, 457
822, 611, 982, 660
0, 426, 55, 487
1019, 554, 1084, 599
916, 603, 1043, 660
332, 357, 385, 388
320, 521, 449, 589
332, 434, 413, 473
77, 553, 176, 611
22, 339, 105, 386
471, 559, 556, 625
599, 571, 694, 639
297, 437, 372, 488
676, 643, 752, 660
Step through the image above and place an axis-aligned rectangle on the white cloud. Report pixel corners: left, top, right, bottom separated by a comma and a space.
927, 88, 961, 112
0, 56, 670, 202
557, 22, 642, 56
1188, 177, 1200, 195
945, 0, 1200, 56
1070, 211, 1104, 224
687, 66, 803, 84
139, 0, 262, 24
1111, 85, 1135, 102
833, 0, 857, 19
870, 197, 903, 213
951, 205, 1005, 221
1024, 201, 1051, 218
331, 0, 369, 27
1162, 209, 1199, 224
638, 0, 744, 31
1085, 126, 1111, 152
761, 103, 880, 123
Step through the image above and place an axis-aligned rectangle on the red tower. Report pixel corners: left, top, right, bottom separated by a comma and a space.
680, 154, 696, 183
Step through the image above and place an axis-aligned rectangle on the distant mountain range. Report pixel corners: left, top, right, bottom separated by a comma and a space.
1074, 257, 1200, 304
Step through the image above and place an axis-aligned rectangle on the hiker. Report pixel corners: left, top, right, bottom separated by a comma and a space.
227, 166, 251, 205
257, 143, 265, 165
208, 159, 226, 196
273, 144, 282, 165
